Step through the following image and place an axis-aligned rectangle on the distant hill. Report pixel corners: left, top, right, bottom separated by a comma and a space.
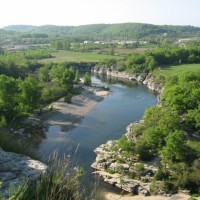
3, 25, 37, 32
2, 23, 200, 44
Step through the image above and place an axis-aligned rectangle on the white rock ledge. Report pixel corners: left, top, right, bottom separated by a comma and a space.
0, 149, 48, 199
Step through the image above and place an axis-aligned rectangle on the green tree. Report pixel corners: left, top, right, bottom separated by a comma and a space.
0, 75, 19, 121
74, 70, 80, 84
161, 130, 185, 163
59, 68, 75, 91
162, 76, 200, 113
185, 105, 200, 133
83, 72, 91, 85
145, 55, 157, 71
38, 65, 50, 82
18, 76, 42, 113
49, 65, 66, 84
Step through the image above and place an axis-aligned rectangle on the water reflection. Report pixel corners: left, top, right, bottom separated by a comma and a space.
37, 74, 157, 198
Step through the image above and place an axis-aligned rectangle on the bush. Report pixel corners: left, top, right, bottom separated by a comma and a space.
0, 116, 7, 127
135, 140, 154, 161
64, 93, 73, 103
118, 135, 135, 153
83, 72, 91, 86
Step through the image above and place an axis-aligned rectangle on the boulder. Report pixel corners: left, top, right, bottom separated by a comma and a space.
0, 149, 47, 199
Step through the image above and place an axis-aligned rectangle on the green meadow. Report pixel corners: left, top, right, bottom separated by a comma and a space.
153, 64, 200, 78
40, 50, 123, 63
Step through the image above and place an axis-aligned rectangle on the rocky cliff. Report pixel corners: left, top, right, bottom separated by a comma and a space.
92, 66, 162, 94
0, 148, 47, 199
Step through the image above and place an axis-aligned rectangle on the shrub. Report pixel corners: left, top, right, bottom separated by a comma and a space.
83, 72, 91, 86
0, 116, 7, 127
64, 93, 73, 103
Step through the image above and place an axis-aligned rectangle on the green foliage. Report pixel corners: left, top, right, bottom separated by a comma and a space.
122, 45, 200, 73
135, 163, 145, 178
38, 65, 50, 82
18, 76, 42, 113
64, 93, 73, 103
105, 168, 115, 174
83, 72, 91, 86
49, 65, 75, 92
162, 73, 200, 113
4, 23, 200, 42
159, 180, 178, 194
0, 116, 7, 127
185, 106, 200, 133
115, 71, 200, 194
41, 82, 66, 103
74, 70, 80, 84
143, 106, 180, 132
41, 50, 120, 63
0, 53, 29, 77
23, 50, 52, 60
118, 135, 135, 153
0, 74, 42, 124
50, 65, 66, 83
0, 75, 19, 121
149, 181, 160, 195
154, 167, 169, 181
135, 140, 155, 161
187, 140, 200, 158
161, 130, 185, 162
51, 39, 71, 50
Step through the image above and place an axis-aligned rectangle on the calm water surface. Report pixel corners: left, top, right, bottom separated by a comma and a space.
38, 75, 157, 198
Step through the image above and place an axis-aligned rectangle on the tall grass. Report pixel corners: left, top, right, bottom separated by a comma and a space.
8, 151, 89, 200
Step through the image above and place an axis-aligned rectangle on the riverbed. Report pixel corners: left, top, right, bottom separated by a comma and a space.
37, 74, 157, 198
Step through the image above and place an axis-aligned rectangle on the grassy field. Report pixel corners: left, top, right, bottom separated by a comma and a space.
115, 48, 147, 54
40, 50, 123, 63
153, 64, 200, 78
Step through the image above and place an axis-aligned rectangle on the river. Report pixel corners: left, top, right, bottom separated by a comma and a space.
37, 74, 157, 198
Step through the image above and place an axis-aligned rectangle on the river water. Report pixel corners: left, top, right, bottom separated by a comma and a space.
37, 74, 157, 198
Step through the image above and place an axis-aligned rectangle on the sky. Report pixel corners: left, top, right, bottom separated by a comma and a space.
1, 0, 200, 28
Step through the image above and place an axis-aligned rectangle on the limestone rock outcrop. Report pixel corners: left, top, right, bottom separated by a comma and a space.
0, 149, 47, 199
92, 66, 162, 94
91, 139, 158, 196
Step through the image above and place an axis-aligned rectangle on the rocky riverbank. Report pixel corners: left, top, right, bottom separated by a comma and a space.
91, 121, 191, 198
39, 84, 109, 129
0, 84, 110, 199
92, 66, 162, 94
0, 148, 47, 199
91, 121, 158, 197
90, 66, 190, 198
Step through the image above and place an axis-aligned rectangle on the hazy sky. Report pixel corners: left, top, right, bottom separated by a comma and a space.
1, 0, 200, 28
